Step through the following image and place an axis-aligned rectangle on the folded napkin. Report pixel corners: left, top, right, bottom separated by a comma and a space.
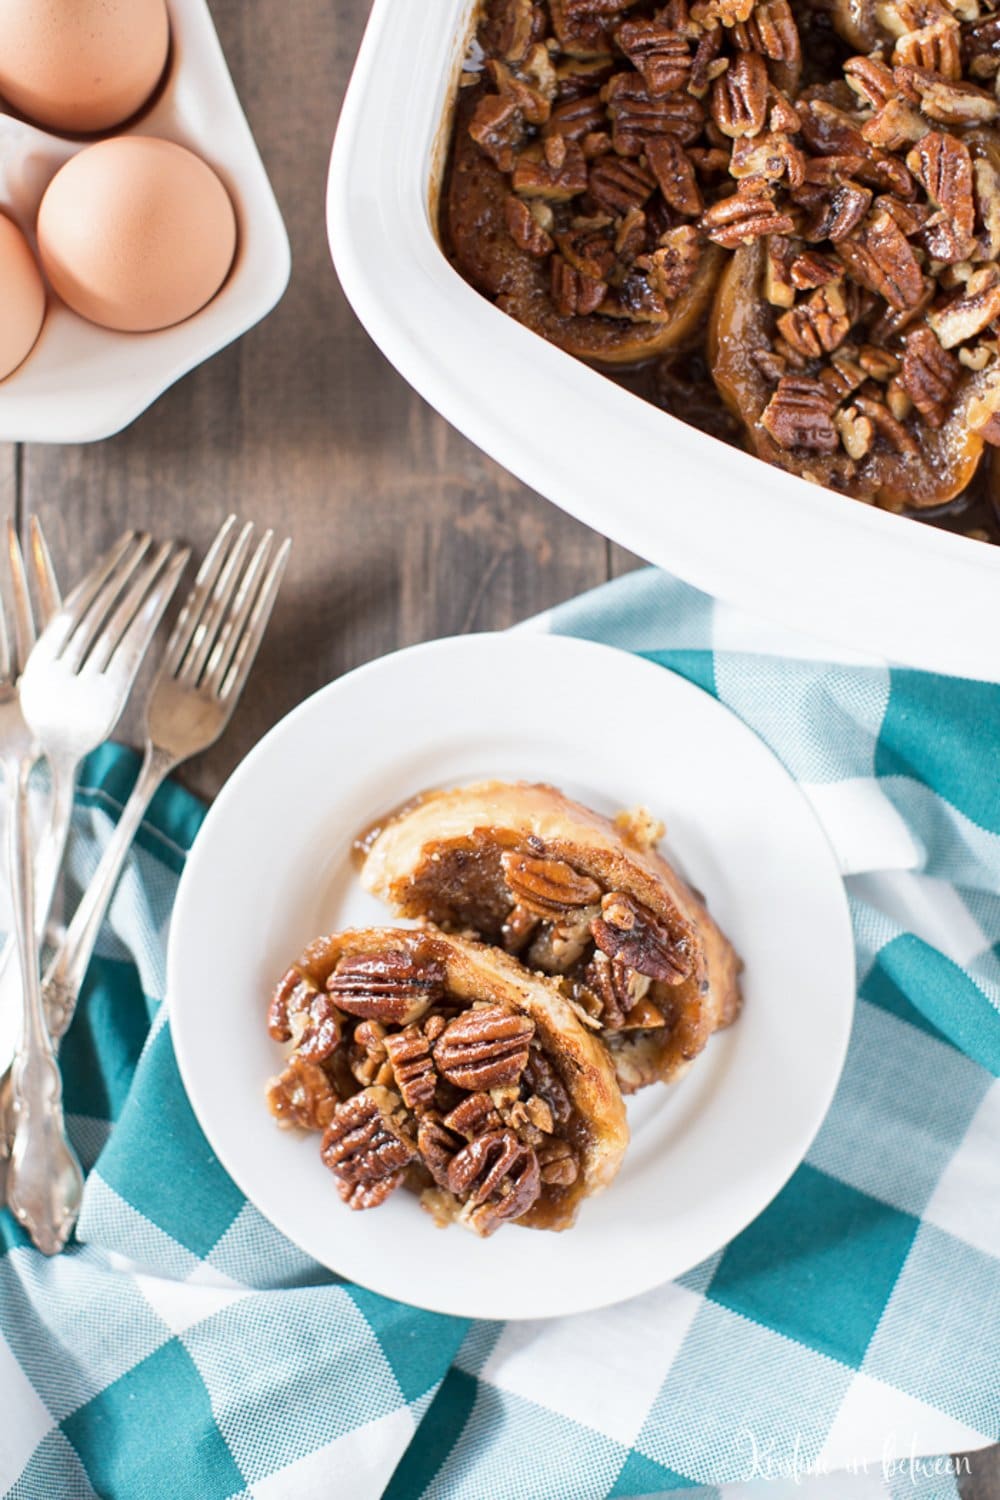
0, 569, 997, 1500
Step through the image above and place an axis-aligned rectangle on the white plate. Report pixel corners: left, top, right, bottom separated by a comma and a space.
0, 0, 290, 444
169, 634, 855, 1320
328, 0, 1000, 682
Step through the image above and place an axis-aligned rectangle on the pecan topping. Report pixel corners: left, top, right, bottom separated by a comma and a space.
433, 1006, 535, 1091
523, 1047, 572, 1128
900, 324, 962, 426
906, 132, 975, 263
854, 394, 919, 455
585, 948, 652, 1028
861, 98, 928, 151
546, 92, 606, 139
266, 1057, 337, 1132
760, 375, 840, 452
591, 891, 691, 981
327, 950, 445, 1026
645, 136, 703, 215
537, 1138, 579, 1186
469, 92, 524, 173
927, 268, 1000, 346
837, 211, 925, 311
700, 181, 795, 247
512, 138, 588, 198
843, 54, 895, 109
447, 1129, 541, 1236
588, 153, 657, 212
729, 129, 806, 188
321, 1087, 417, 1210
732, 0, 800, 65
894, 20, 963, 81
416, 1114, 459, 1188
764, 234, 796, 307
790, 250, 841, 290
551, 253, 608, 314
802, 180, 872, 243
644, 225, 703, 299
615, 18, 692, 95
501, 849, 602, 915
834, 404, 874, 460
964, 14, 1000, 81
710, 52, 768, 138
268, 967, 318, 1043
504, 194, 554, 255
776, 281, 854, 358
557, 216, 616, 277
443, 1092, 503, 1140
383, 1025, 437, 1112
605, 72, 705, 154
289, 992, 343, 1064
895, 65, 999, 126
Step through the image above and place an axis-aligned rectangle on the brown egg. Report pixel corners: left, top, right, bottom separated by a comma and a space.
0, 214, 45, 381
37, 137, 238, 334
0, 0, 169, 135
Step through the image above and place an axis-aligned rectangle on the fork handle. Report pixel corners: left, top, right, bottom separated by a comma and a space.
42, 743, 177, 1041
5, 755, 83, 1255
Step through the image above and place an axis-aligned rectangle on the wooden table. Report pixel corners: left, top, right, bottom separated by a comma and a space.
1, 2, 995, 1494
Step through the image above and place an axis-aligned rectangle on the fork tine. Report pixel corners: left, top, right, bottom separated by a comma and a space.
5, 522, 35, 678
177, 522, 255, 686
57, 533, 152, 672
220, 538, 291, 703
0, 546, 12, 687
28, 515, 61, 625
162, 515, 238, 676
84, 541, 188, 677
202, 531, 275, 696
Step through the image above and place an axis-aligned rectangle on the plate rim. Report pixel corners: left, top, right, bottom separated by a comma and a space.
168, 631, 856, 1319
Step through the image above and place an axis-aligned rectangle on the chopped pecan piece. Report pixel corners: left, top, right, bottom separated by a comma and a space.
858, 343, 900, 380
729, 130, 806, 188
973, 155, 1000, 263
551, 254, 608, 314
895, 65, 999, 125
760, 375, 840, 451
327, 950, 445, 1026
321, 1087, 417, 1209
557, 216, 617, 277
550, 0, 615, 58
605, 72, 704, 154
268, 967, 317, 1042
689, 23, 725, 96
964, 14, 1000, 81
644, 225, 703, 299
967, 375, 1000, 440
505, 194, 554, 255
834, 404, 874, 459
434, 1006, 534, 1091
447, 1129, 541, 1236
692, 0, 754, 25
844, 54, 896, 109
349, 1019, 392, 1089
927, 267, 1000, 345
537, 1138, 579, 1186
266, 1057, 337, 1131
645, 136, 703, 214
469, 92, 524, 173
764, 235, 796, 307
416, 1114, 459, 1188
585, 948, 652, 1028
790, 249, 842, 289
837, 210, 925, 311
591, 891, 691, 981
481, 0, 543, 64
588, 153, 657, 212
443, 1092, 503, 1140
900, 323, 962, 425
732, 0, 800, 65
862, 98, 929, 150
615, 18, 692, 95
383, 1025, 437, 1112
700, 181, 795, 247
289, 992, 343, 1064
523, 1047, 572, 1128
776, 281, 855, 358
710, 52, 769, 138
512, 138, 589, 199
854, 393, 919, 454
487, 58, 552, 125
500, 849, 602, 916
546, 92, 606, 139
799, 98, 868, 158
802, 180, 872, 243
821, 345, 867, 401
894, 19, 963, 79
501, 902, 540, 955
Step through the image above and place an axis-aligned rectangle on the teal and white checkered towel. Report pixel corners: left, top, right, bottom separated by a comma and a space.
1, 568, 997, 1500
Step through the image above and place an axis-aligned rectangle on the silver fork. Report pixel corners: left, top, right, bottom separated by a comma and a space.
39, 514, 290, 1089
4, 530, 189, 1253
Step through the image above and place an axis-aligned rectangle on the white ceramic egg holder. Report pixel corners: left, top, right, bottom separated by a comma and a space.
0, 0, 290, 444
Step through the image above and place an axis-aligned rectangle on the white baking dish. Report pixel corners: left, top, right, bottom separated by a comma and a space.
328, 0, 1000, 682
0, 0, 290, 444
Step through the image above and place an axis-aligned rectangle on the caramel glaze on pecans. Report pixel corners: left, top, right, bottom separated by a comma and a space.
441, 0, 1000, 542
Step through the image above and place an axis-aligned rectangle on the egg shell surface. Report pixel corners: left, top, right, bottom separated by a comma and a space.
0, 214, 46, 381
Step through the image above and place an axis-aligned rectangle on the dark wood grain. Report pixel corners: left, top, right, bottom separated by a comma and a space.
8, 3, 997, 1494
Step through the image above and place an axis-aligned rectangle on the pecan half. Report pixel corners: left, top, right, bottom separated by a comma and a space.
854, 393, 919, 454
927, 268, 1000, 346
900, 324, 962, 426
588, 153, 657, 213
645, 135, 703, 215
447, 1129, 541, 1235
837, 211, 925, 311
895, 65, 999, 126
605, 72, 704, 154
585, 948, 652, 1028
760, 375, 840, 452
802, 180, 872, 243
699, 181, 795, 247
615, 18, 691, 95
732, 0, 800, 65
710, 52, 768, 138
776, 281, 854, 358
591, 891, 690, 982
505, 194, 554, 256
434, 1006, 534, 1091
844, 54, 896, 109
551, 254, 608, 315
443, 1092, 503, 1140
501, 849, 602, 916
268, 967, 318, 1042
790, 249, 842, 289
537, 1138, 579, 1186
469, 92, 524, 173
327, 951, 445, 1026
383, 1025, 437, 1112
644, 225, 704, 299
512, 137, 588, 199
321, 1087, 417, 1209
481, 0, 543, 64
862, 98, 928, 151
266, 1057, 338, 1132
289, 992, 343, 1064
906, 131, 975, 262
894, 19, 963, 81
